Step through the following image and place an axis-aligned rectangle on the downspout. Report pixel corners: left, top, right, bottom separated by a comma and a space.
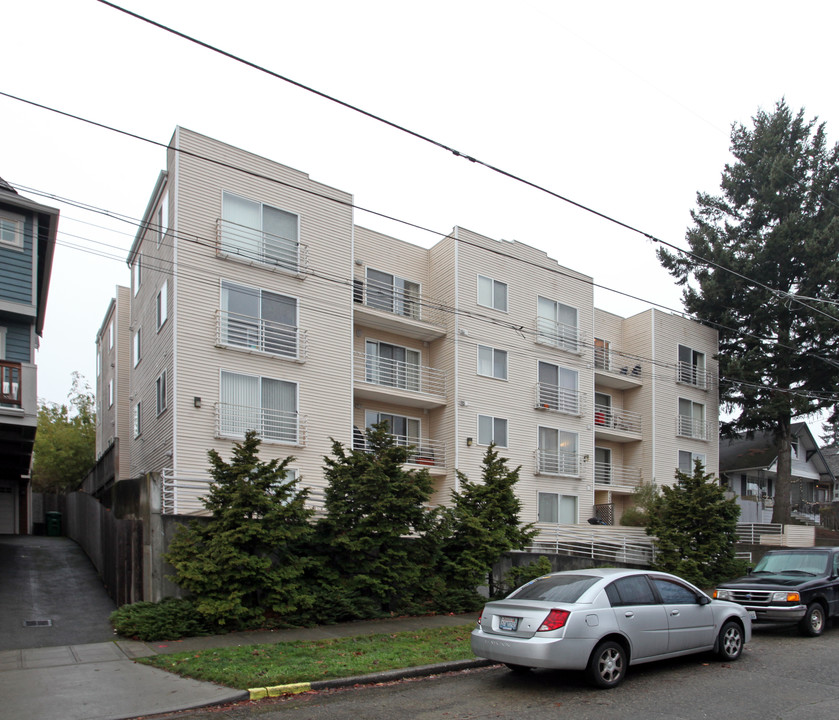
650, 310, 656, 485
453, 227, 460, 493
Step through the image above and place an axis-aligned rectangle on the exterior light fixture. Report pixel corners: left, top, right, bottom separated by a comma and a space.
466, 437, 473, 447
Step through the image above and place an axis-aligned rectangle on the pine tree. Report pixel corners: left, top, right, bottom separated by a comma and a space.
646, 460, 744, 587
820, 419, 839, 448
658, 100, 839, 523
165, 431, 314, 627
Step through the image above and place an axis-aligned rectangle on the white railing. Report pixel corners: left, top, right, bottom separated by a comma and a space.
735, 522, 783, 544
161, 470, 211, 516
529, 524, 657, 565
216, 218, 308, 274
535, 449, 580, 477
215, 403, 307, 446
354, 435, 447, 469
676, 415, 713, 440
535, 317, 584, 353
216, 310, 306, 361
535, 383, 585, 416
594, 462, 642, 491
594, 404, 642, 434
594, 346, 611, 371
677, 362, 708, 390
355, 278, 447, 328
355, 351, 446, 398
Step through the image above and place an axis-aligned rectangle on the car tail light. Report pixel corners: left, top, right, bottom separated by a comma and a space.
537, 609, 570, 632
476, 610, 483, 628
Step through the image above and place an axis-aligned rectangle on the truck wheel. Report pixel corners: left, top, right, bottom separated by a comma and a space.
798, 602, 826, 637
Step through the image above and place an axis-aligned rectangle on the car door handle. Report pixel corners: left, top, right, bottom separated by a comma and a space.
671, 610, 680, 616
624, 612, 634, 618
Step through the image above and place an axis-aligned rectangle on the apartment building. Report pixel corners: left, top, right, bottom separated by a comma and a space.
105, 127, 718, 527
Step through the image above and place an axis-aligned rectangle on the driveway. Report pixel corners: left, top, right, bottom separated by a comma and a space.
0, 535, 116, 651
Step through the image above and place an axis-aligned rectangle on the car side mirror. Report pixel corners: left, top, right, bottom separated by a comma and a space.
697, 595, 711, 606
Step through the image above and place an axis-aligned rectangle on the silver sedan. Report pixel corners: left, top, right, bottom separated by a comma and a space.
471, 567, 751, 688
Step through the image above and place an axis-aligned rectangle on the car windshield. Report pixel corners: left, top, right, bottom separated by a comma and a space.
509, 575, 600, 602
753, 552, 829, 576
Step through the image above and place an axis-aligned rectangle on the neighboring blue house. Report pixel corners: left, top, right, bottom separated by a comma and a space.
0, 178, 58, 534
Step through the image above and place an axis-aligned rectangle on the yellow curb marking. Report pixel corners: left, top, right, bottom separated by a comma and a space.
249, 682, 312, 700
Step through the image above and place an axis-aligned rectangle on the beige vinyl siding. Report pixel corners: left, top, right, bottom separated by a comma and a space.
168, 128, 354, 491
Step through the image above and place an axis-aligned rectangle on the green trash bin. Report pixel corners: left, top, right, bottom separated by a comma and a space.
45, 511, 62, 537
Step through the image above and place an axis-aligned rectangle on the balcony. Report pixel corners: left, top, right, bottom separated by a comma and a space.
216, 310, 307, 362
676, 415, 712, 441
535, 318, 584, 354
354, 351, 447, 409
354, 434, 447, 475
594, 403, 642, 442
594, 462, 643, 493
216, 218, 309, 276
353, 278, 446, 341
594, 347, 643, 390
215, 402, 307, 446
676, 362, 708, 390
534, 449, 580, 477
534, 383, 585, 416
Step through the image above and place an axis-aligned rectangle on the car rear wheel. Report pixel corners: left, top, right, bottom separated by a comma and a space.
504, 663, 532, 674
586, 640, 627, 689
798, 602, 826, 637
715, 620, 743, 660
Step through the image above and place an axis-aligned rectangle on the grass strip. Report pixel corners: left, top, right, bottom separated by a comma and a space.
139, 624, 475, 689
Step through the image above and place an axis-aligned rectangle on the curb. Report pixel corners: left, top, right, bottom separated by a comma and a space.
247, 658, 496, 700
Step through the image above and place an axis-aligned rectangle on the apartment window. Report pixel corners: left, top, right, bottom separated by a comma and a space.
537, 361, 579, 414
365, 340, 420, 391
594, 391, 613, 427
678, 450, 706, 474
791, 438, 799, 459
221, 281, 298, 358
220, 191, 300, 272
365, 410, 420, 445
537, 492, 578, 524
594, 338, 610, 370
477, 275, 507, 312
96, 346, 100, 376
478, 415, 508, 447
677, 398, 706, 440
538, 426, 579, 476
595, 447, 612, 484
132, 256, 141, 296
156, 280, 168, 330
109, 321, 114, 350
365, 268, 420, 319
220, 371, 299, 443
0, 213, 23, 249
677, 344, 707, 388
536, 297, 579, 352
108, 379, 113, 408
156, 371, 167, 415
133, 402, 141, 438
157, 191, 168, 248
133, 328, 141, 367
478, 345, 508, 380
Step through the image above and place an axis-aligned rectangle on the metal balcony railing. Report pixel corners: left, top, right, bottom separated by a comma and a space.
217, 218, 308, 274
594, 462, 643, 491
535, 449, 581, 477
354, 434, 447, 469
216, 309, 306, 361
677, 361, 708, 389
535, 382, 585, 416
354, 278, 446, 328
594, 404, 642, 434
529, 524, 657, 565
355, 351, 446, 398
535, 317, 584, 353
676, 415, 711, 440
215, 402, 307, 446
0, 361, 21, 406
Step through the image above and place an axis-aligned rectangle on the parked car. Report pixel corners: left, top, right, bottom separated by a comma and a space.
713, 546, 839, 636
471, 567, 751, 689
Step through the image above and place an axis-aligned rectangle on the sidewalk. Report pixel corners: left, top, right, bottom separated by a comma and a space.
0, 612, 482, 720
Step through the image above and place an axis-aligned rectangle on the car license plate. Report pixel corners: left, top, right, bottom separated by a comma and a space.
499, 616, 519, 631
748, 611, 756, 620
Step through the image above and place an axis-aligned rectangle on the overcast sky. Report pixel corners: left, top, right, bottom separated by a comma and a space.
4, 0, 839, 437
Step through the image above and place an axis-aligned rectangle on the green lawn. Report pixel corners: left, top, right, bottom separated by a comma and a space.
139, 624, 476, 689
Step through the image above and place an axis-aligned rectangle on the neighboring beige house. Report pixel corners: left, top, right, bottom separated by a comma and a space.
100, 127, 719, 528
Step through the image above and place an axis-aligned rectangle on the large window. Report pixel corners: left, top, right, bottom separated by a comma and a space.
157, 191, 169, 248
220, 371, 299, 444
537, 492, 578, 524
156, 280, 168, 330
108, 379, 113, 408
537, 297, 579, 352
156, 371, 167, 416
0, 213, 23, 249
133, 328, 141, 368
594, 338, 610, 370
478, 415, 508, 447
595, 447, 611, 484
678, 450, 706, 473
365, 410, 420, 445
221, 192, 300, 272
132, 256, 141, 296
365, 268, 420, 319
678, 344, 707, 388
477, 275, 507, 312
478, 345, 508, 380
221, 281, 298, 358
538, 426, 579, 476
537, 361, 579, 414
677, 398, 706, 439
365, 340, 420, 391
